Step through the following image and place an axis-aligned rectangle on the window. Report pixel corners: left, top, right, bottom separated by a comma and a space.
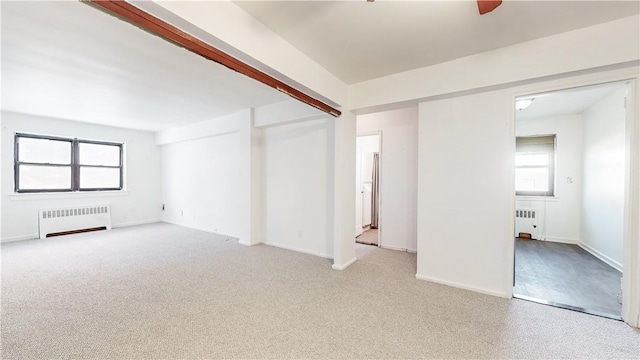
516, 135, 555, 196
14, 133, 123, 193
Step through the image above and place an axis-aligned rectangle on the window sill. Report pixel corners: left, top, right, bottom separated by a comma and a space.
9, 191, 129, 201
516, 195, 559, 202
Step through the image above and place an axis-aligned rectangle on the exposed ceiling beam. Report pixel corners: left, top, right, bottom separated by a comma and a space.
86, 0, 341, 117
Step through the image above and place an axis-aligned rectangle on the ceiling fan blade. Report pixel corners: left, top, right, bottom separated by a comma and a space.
477, 0, 502, 15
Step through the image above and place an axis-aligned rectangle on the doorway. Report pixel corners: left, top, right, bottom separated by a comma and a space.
513, 81, 630, 319
355, 133, 381, 249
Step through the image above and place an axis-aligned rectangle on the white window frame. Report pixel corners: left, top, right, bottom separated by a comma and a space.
515, 135, 556, 197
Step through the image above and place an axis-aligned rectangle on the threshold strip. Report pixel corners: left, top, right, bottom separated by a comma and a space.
513, 293, 622, 321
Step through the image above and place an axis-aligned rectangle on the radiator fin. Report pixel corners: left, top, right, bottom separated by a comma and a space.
515, 209, 536, 219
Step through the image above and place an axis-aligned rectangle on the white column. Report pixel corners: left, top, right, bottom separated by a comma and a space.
332, 110, 357, 270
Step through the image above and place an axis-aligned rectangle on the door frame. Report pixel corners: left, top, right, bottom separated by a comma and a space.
506, 67, 640, 327
356, 131, 383, 247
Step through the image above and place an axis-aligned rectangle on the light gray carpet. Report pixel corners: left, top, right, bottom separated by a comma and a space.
2, 223, 639, 359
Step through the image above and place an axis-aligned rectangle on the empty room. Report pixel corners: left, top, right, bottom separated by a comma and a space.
2, 1, 640, 359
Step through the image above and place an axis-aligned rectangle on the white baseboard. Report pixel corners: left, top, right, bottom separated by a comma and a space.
578, 242, 623, 272
112, 219, 161, 229
415, 273, 509, 298
1, 234, 39, 243
160, 220, 238, 240
539, 236, 578, 244
263, 241, 333, 259
2, 220, 163, 243
380, 244, 417, 253
332, 256, 357, 270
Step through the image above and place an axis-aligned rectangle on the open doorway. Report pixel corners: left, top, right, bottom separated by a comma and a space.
355, 133, 381, 250
513, 81, 630, 319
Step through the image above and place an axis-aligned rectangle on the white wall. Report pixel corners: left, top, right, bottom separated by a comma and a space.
158, 110, 256, 245
515, 115, 583, 243
581, 87, 627, 270
1, 111, 162, 242
262, 118, 334, 258
417, 90, 513, 297
357, 107, 418, 252
161, 132, 243, 237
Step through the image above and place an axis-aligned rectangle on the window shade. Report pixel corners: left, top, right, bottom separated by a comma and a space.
516, 135, 555, 152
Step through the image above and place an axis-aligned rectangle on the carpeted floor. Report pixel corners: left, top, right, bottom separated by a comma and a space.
2, 223, 639, 359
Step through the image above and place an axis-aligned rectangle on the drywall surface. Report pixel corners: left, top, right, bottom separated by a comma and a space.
357, 107, 418, 252
262, 118, 334, 258
515, 115, 583, 243
581, 87, 627, 269
1, 111, 162, 242
159, 110, 255, 244
161, 131, 243, 238
417, 90, 513, 297
350, 15, 640, 111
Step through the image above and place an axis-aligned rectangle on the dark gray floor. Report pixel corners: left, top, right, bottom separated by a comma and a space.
514, 238, 622, 317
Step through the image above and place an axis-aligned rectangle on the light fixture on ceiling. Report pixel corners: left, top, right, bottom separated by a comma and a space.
515, 98, 534, 111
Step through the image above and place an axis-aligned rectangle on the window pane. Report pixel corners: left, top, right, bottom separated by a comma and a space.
516, 152, 549, 166
516, 168, 549, 192
80, 167, 120, 189
79, 143, 120, 166
18, 165, 71, 190
18, 137, 71, 164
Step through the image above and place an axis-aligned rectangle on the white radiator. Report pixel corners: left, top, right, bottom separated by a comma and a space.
38, 205, 112, 239
515, 209, 538, 239
516, 209, 536, 219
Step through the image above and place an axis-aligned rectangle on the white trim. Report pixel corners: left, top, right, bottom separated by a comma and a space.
578, 242, 623, 272
112, 219, 161, 229
541, 236, 578, 245
507, 68, 640, 328
160, 220, 238, 240
332, 256, 357, 270
1, 220, 163, 243
415, 273, 509, 299
381, 244, 417, 253
1, 234, 39, 243
515, 196, 559, 202
9, 190, 129, 201
263, 241, 333, 259
356, 131, 383, 248
238, 240, 257, 247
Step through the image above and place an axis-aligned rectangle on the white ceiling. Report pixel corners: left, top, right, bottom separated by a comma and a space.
516, 81, 628, 121
234, 1, 640, 84
2, 1, 638, 131
1, 1, 289, 132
